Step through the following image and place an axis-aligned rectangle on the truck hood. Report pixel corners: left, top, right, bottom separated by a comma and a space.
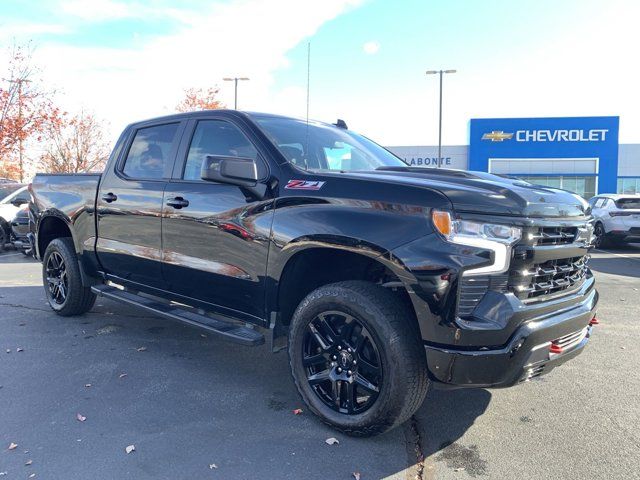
340, 167, 589, 218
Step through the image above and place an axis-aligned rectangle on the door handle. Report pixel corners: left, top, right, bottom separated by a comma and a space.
166, 197, 190, 209
101, 192, 118, 203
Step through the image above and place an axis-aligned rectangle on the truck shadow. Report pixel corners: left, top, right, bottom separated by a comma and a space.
2, 284, 485, 479
415, 387, 491, 468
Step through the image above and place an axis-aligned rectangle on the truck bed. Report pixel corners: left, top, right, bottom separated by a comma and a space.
30, 173, 101, 258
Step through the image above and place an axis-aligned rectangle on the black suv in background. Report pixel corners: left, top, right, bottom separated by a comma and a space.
30, 110, 598, 435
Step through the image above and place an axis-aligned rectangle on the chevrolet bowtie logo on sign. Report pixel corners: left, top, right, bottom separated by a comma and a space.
482, 131, 514, 142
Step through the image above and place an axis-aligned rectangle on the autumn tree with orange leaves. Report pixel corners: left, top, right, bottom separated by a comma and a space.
0, 42, 57, 181
40, 110, 110, 174
175, 87, 225, 112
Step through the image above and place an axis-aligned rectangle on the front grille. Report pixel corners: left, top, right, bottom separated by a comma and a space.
510, 257, 588, 300
530, 226, 577, 246
455, 220, 591, 317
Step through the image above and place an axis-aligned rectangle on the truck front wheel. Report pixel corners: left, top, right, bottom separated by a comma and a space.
288, 281, 428, 436
42, 238, 96, 316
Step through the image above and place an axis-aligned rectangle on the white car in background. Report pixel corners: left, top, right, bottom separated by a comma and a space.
0, 185, 30, 250
589, 194, 640, 248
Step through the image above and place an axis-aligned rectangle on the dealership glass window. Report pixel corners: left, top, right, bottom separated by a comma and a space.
617, 177, 640, 194
515, 175, 596, 199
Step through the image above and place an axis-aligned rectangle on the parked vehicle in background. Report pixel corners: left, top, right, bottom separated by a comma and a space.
0, 185, 29, 251
10, 205, 34, 255
30, 110, 599, 436
589, 194, 640, 247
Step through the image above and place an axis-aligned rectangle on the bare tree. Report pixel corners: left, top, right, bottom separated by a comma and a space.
40, 110, 110, 174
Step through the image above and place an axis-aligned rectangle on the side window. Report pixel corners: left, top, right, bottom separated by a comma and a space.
593, 198, 605, 208
122, 123, 180, 180
183, 120, 261, 181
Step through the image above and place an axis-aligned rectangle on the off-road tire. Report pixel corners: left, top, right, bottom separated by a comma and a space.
42, 238, 96, 316
288, 280, 428, 436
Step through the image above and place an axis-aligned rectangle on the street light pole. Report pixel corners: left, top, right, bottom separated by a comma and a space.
223, 77, 250, 110
425, 69, 456, 168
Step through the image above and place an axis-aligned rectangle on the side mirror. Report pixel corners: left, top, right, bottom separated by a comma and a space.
11, 198, 28, 207
201, 155, 258, 186
201, 155, 267, 199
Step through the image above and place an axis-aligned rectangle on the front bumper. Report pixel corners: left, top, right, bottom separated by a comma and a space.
425, 282, 598, 389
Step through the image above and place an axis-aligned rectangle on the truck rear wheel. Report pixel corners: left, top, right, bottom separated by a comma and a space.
42, 238, 96, 316
288, 281, 428, 436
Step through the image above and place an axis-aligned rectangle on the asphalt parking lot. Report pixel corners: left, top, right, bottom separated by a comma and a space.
1, 246, 639, 479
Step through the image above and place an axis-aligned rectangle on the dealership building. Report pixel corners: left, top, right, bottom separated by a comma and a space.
388, 116, 640, 199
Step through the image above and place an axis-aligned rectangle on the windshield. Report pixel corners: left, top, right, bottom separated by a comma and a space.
253, 115, 407, 172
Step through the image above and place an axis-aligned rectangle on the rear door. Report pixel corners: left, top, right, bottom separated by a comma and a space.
96, 121, 185, 289
161, 116, 274, 322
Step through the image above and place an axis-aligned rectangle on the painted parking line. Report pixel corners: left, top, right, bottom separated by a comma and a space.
594, 248, 640, 262
0, 252, 26, 258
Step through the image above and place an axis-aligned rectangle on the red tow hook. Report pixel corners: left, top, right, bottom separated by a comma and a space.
589, 317, 599, 326
549, 343, 563, 355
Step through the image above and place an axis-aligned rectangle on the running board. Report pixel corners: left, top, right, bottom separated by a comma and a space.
91, 285, 264, 346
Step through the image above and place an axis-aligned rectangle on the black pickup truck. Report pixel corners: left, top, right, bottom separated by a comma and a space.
30, 110, 598, 436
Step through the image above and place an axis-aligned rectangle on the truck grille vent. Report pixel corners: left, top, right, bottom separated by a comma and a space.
552, 327, 589, 352
530, 226, 577, 246
458, 274, 508, 317
510, 257, 588, 300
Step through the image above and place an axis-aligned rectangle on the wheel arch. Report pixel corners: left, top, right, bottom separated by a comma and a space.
37, 214, 76, 259
271, 242, 418, 333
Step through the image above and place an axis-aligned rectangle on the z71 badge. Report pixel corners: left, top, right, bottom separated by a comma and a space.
285, 180, 326, 191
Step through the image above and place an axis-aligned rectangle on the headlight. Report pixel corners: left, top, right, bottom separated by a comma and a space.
432, 210, 521, 276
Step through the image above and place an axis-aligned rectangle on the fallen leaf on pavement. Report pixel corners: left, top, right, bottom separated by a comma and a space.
0, 472, 6, 476
352, 472, 361, 480
76, 413, 87, 422
454, 467, 466, 472
85, 384, 92, 388
209, 464, 218, 469
136, 347, 147, 352
8, 442, 17, 450
17, 347, 24, 352
119, 373, 128, 379
200, 334, 207, 338
29, 474, 36, 479
5, 349, 9, 353
292, 408, 303, 415
125, 445, 135, 454
25, 459, 33, 466
325, 437, 339, 445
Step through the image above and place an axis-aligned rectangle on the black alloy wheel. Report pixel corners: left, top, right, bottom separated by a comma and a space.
45, 251, 68, 305
303, 310, 382, 415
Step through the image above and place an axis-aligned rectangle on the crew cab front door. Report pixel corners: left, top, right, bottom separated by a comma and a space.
96, 121, 184, 289
161, 117, 274, 322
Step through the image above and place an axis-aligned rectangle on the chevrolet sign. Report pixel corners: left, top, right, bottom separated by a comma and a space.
482, 128, 609, 143
515, 129, 608, 142
482, 131, 513, 142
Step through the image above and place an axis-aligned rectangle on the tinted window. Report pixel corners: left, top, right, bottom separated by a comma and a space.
183, 120, 259, 181
122, 123, 180, 179
616, 197, 640, 209
0, 184, 25, 201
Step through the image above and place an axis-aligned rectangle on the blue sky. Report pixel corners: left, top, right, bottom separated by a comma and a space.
1, 0, 639, 146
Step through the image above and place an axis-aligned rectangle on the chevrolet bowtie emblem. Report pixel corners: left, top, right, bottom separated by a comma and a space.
482, 131, 514, 142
